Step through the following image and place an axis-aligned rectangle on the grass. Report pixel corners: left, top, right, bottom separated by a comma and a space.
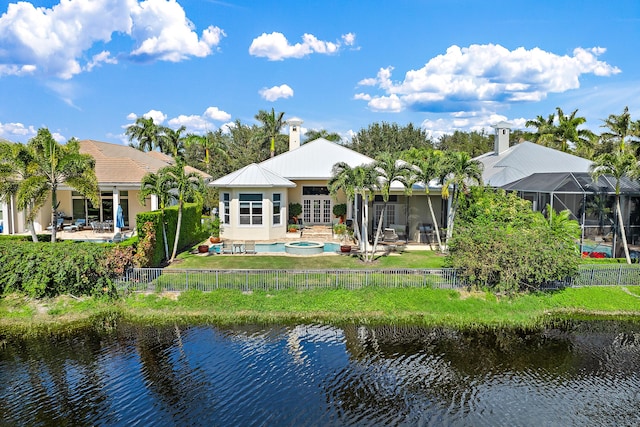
172, 249, 447, 269
1, 286, 639, 338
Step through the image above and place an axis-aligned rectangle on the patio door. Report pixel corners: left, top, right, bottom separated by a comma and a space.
303, 198, 332, 224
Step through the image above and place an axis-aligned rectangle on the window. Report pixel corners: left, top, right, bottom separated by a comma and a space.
302, 186, 330, 196
272, 194, 281, 225
239, 193, 263, 225
222, 193, 230, 224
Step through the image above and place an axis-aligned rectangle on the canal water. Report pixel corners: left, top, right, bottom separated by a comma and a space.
1, 321, 639, 426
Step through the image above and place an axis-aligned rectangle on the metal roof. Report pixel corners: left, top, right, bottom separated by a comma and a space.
502, 172, 640, 195
259, 138, 375, 180
475, 141, 593, 187
210, 163, 296, 188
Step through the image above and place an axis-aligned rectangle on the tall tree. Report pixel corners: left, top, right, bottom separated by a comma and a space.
368, 153, 412, 262
328, 162, 377, 252
20, 129, 99, 243
0, 142, 41, 241
348, 122, 432, 157
155, 160, 205, 262
590, 150, 639, 263
401, 148, 445, 251
600, 106, 640, 154
304, 129, 342, 143
525, 113, 557, 147
255, 108, 285, 158
139, 170, 176, 260
436, 130, 493, 157
158, 125, 188, 160
126, 117, 163, 152
185, 130, 229, 175
439, 151, 483, 243
555, 107, 594, 153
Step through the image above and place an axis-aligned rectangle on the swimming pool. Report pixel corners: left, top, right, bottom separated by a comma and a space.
257, 242, 340, 253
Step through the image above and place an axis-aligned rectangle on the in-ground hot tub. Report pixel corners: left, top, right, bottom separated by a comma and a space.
284, 241, 325, 255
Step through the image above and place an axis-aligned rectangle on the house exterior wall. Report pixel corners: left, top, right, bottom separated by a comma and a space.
218, 187, 289, 241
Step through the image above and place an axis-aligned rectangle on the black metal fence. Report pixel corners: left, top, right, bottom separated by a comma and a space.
115, 265, 640, 293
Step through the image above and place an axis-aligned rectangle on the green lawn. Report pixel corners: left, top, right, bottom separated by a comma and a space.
2, 286, 639, 338
172, 249, 447, 269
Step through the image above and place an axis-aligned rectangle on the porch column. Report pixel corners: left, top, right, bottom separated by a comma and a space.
112, 187, 120, 233
1, 201, 7, 235
150, 194, 159, 211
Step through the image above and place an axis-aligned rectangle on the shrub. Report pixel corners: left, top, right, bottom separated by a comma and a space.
447, 187, 581, 294
0, 241, 126, 298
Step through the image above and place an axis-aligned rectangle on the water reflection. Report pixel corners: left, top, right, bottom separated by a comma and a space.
0, 321, 639, 426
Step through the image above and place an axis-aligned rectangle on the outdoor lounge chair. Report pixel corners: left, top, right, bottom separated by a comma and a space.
47, 217, 64, 231
244, 240, 256, 254
383, 228, 399, 243
222, 240, 234, 254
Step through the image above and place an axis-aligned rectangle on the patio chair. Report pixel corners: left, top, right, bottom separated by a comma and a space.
47, 217, 64, 231
109, 232, 123, 243
383, 228, 399, 243
244, 240, 256, 254
222, 240, 234, 254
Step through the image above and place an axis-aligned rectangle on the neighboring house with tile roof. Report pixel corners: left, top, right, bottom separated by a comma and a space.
1, 140, 210, 235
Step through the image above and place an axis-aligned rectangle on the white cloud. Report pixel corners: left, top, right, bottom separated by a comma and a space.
85, 51, 118, 72
0, 121, 37, 140
142, 109, 167, 124
249, 31, 350, 61
204, 106, 231, 122
420, 112, 529, 140
168, 114, 210, 132
357, 44, 621, 114
0, 0, 225, 79
126, 107, 232, 135
259, 84, 294, 101
342, 33, 356, 46
129, 0, 225, 62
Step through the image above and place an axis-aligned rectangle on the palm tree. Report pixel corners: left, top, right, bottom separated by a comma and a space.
369, 153, 412, 261
525, 113, 556, 147
155, 160, 205, 262
328, 162, 377, 251
403, 149, 445, 251
440, 151, 483, 243
304, 129, 342, 143
20, 129, 99, 243
555, 107, 593, 153
255, 108, 285, 158
0, 142, 41, 241
139, 170, 177, 260
158, 125, 188, 160
590, 150, 639, 263
126, 117, 163, 152
600, 106, 640, 153
185, 130, 228, 175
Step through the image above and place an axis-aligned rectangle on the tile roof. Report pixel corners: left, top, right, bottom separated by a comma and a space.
79, 139, 210, 186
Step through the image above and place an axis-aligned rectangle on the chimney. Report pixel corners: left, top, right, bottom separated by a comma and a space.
287, 117, 303, 151
493, 121, 512, 154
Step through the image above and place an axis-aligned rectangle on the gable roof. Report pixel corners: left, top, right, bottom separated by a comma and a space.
79, 140, 210, 187
259, 138, 375, 180
211, 163, 296, 188
475, 141, 593, 187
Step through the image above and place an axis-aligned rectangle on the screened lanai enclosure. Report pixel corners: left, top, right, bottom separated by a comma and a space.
502, 172, 640, 258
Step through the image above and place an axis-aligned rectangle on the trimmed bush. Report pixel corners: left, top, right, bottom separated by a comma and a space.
0, 241, 130, 298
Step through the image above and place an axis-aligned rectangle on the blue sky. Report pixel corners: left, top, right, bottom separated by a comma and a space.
1, 0, 639, 146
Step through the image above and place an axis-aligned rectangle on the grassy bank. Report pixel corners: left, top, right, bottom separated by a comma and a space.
1, 286, 639, 338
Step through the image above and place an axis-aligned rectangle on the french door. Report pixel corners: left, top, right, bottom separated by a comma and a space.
303, 198, 332, 224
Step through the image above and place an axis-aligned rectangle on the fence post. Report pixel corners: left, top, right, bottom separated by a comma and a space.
186, 270, 189, 291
